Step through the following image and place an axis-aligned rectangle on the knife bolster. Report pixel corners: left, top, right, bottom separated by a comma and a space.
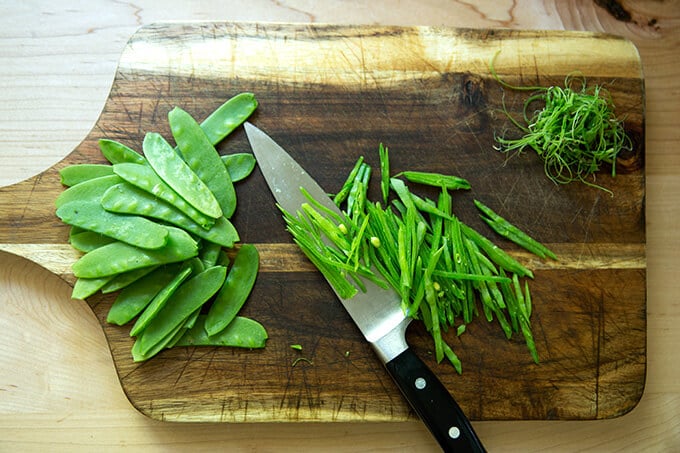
370, 317, 411, 363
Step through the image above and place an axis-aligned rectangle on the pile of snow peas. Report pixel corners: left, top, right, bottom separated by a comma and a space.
55, 93, 267, 361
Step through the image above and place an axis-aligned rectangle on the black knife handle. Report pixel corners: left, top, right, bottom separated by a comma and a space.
385, 348, 486, 453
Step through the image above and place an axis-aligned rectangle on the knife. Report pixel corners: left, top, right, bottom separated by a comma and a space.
244, 122, 486, 453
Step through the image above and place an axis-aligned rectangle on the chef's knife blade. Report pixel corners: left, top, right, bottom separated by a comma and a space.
245, 122, 485, 453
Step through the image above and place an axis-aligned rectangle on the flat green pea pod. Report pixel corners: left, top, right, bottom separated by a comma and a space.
199, 92, 258, 145
99, 139, 147, 165
221, 153, 256, 182
205, 244, 259, 336
199, 241, 222, 268
72, 226, 198, 278
101, 183, 238, 247
72, 275, 115, 300
143, 132, 223, 219
132, 320, 185, 362
129, 266, 193, 336
136, 265, 227, 355
176, 315, 267, 349
106, 265, 181, 326
55, 174, 122, 209
69, 230, 115, 252
57, 200, 169, 249
101, 265, 159, 294
112, 163, 215, 230
170, 107, 237, 218
59, 164, 114, 187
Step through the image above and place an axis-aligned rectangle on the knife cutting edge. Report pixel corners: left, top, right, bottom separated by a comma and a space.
244, 122, 486, 453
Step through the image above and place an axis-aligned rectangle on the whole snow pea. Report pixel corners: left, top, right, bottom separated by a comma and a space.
69, 230, 115, 252
199, 92, 258, 145
137, 265, 227, 354
57, 200, 169, 249
99, 139, 147, 165
205, 244, 259, 336
101, 183, 238, 247
72, 226, 198, 278
199, 241, 222, 268
55, 174, 122, 209
132, 320, 185, 362
221, 153, 256, 182
130, 266, 193, 336
164, 307, 202, 349
170, 107, 237, 218
176, 315, 268, 348
106, 265, 181, 326
59, 164, 114, 187
101, 265, 160, 294
143, 132, 223, 219
112, 163, 215, 229
72, 275, 115, 300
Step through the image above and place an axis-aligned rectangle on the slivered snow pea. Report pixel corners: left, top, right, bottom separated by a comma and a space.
137, 265, 227, 355
99, 139, 147, 165
396, 170, 471, 191
59, 164, 114, 187
112, 163, 215, 229
57, 200, 169, 249
221, 153, 256, 182
130, 266, 193, 336
143, 132, 223, 219
72, 226, 198, 278
55, 174, 122, 208
72, 275, 115, 300
100, 265, 159, 294
106, 265, 181, 326
205, 244, 259, 336
474, 199, 557, 260
199, 92, 258, 145
101, 183, 239, 247
170, 107, 237, 218
69, 230, 115, 252
176, 315, 268, 348
460, 223, 534, 279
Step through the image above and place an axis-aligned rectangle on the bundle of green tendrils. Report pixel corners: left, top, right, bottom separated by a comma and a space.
490, 51, 632, 194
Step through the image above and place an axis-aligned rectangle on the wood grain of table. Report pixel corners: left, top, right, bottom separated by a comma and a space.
1, 1, 678, 451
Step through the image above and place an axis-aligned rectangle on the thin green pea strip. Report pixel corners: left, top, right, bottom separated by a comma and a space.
59, 164, 114, 187
112, 163, 215, 229
170, 107, 237, 218
176, 316, 268, 348
396, 170, 471, 191
204, 244, 259, 336
137, 265, 227, 355
474, 199, 557, 260
130, 266, 193, 337
142, 132, 223, 219
221, 153, 256, 182
101, 183, 239, 247
57, 200, 169, 250
72, 226, 198, 278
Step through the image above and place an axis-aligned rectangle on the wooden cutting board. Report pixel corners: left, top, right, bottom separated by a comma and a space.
0, 22, 645, 422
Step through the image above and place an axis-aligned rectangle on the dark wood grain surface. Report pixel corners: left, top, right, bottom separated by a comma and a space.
0, 22, 645, 422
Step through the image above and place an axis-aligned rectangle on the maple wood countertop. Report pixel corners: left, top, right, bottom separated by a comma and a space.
1, 1, 678, 451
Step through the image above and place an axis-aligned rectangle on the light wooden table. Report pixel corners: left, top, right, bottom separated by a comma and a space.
1, 1, 678, 451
